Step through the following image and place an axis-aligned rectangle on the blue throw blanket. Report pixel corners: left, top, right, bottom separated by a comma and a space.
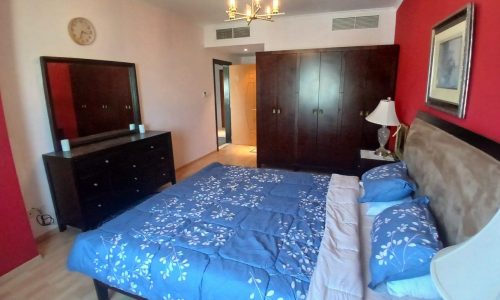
68, 163, 330, 300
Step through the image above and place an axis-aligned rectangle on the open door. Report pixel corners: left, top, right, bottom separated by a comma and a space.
213, 59, 232, 149
229, 64, 256, 146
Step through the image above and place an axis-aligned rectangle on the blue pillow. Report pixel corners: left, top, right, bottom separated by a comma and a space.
360, 162, 416, 202
368, 196, 442, 289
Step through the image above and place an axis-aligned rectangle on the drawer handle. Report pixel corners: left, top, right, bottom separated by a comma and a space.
150, 145, 155, 149
134, 177, 138, 181
161, 157, 165, 160
136, 189, 140, 193
104, 160, 110, 164
93, 183, 99, 187
97, 203, 102, 208
162, 173, 166, 176
132, 164, 137, 168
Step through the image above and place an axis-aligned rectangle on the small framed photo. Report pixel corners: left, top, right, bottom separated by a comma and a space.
426, 3, 474, 119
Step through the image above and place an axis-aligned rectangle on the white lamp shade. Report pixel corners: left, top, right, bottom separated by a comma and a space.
366, 99, 400, 126
430, 210, 500, 300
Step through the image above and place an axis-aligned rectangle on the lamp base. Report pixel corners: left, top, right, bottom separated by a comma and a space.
374, 147, 391, 157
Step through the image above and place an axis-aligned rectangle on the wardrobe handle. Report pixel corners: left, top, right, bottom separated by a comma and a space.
313, 109, 317, 115
318, 109, 324, 115
365, 111, 370, 117
359, 110, 364, 117
277, 108, 281, 114
272, 108, 276, 114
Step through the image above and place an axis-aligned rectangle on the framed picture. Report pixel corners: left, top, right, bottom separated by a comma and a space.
394, 124, 409, 160
426, 3, 474, 119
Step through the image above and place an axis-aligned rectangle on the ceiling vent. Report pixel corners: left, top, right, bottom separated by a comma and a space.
216, 27, 251, 40
233, 27, 250, 38
332, 15, 379, 31
216, 28, 233, 40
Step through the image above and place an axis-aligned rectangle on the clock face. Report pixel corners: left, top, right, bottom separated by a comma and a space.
68, 17, 96, 45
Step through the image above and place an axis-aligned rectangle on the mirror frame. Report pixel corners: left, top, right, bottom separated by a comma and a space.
40, 56, 142, 152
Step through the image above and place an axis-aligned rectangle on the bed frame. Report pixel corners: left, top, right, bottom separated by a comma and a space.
92, 111, 499, 299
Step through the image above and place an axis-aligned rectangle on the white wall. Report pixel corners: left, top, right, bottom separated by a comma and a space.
0, 0, 233, 237
204, 8, 397, 51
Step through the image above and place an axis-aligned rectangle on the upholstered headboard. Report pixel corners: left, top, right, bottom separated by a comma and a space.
404, 112, 500, 245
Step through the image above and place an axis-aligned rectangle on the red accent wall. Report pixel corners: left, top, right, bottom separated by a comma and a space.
0, 94, 38, 276
395, 0, 500, 142
47, 63, 78, 139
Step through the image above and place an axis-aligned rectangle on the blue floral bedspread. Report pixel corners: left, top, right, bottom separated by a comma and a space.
68, 163, 330, 300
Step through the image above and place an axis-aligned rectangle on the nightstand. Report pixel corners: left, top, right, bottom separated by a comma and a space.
358, 149, 398, 176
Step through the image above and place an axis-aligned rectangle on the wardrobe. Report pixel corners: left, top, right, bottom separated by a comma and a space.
256, 45, 399, 173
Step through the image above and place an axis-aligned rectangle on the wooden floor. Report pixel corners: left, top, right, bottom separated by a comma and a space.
0, 144, 256, 300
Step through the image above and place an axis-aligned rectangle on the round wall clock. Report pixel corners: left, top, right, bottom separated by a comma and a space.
68, 17, 96, 45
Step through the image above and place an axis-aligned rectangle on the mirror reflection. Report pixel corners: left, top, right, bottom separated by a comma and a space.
43, 59, 137, 142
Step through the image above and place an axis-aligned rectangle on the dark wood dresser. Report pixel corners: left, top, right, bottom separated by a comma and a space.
43, 131, 176, 231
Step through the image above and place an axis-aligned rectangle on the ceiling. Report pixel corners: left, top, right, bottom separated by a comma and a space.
153, 0, 401, 26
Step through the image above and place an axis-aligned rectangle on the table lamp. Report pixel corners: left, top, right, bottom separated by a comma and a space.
365, 97, 400, 156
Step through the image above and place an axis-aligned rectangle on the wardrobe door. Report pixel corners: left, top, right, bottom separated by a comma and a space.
256, 53, 277, 166
362, 46, 400, 149
338, 50, 369, 170
274, 53, 298, 166
316, 51, 343, 167
297, 52, 320, 165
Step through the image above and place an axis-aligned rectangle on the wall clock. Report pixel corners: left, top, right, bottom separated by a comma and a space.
68, 17, 96, 45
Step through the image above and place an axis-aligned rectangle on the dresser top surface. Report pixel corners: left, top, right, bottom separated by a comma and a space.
43, 131, 169, 159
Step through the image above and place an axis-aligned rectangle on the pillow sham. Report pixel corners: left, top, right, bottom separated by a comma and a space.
368, 196, 442, 289
386, 275, 442, 299
365, 196, 413, 216
359, 162, 416, 203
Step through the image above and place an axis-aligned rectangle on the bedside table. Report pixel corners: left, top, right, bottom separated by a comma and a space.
358, 149, 397, 176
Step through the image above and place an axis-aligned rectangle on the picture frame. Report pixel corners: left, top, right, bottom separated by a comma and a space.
394, 124, 409, 160
426, 3, 474, 119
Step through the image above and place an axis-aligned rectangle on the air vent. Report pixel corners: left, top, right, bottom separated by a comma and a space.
216, 28, 233, 40
216, 27, 251, 40
332, 17, 355, 31
355, 15, 379, 29
233, 27, 250, 38
332, 15, 379, 31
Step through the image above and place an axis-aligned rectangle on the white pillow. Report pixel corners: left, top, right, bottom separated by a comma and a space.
365, 196, 412, 216
386, 275, 442, 299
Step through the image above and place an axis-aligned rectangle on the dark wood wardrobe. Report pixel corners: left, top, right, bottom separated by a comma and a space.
256, 45, 399, 173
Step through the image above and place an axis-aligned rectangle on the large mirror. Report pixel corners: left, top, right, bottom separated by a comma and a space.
41, 57, 141, 151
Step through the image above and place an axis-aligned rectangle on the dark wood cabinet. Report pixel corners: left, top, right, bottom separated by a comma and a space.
256, 45, 399, 173
256, 52, 298, 167
43, 131, 176, 231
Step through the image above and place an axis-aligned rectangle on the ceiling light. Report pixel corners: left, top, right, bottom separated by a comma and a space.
226, 0, 285, 25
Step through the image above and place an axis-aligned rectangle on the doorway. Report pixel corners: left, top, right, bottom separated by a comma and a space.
213, 59, 232, 149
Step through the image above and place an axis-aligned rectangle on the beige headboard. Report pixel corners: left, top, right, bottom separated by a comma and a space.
404, 112, 500, 245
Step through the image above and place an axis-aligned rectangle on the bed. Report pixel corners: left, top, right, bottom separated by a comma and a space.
67, 112, 500, 300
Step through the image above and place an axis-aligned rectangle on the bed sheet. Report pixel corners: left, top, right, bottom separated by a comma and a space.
68, 163, 331, 300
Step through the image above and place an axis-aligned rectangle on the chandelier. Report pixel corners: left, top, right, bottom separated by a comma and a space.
226, 0, 285, 25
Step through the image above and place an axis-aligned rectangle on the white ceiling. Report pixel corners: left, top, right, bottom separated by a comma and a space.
152, 0, 401, 26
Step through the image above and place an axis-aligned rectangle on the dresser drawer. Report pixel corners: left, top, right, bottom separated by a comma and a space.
77, 174, 112, 201
82, 198, 114, 229
74, 154, 115, 178
135, 135, 168, 153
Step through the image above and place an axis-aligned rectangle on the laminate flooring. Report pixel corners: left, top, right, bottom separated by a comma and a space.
0, 144, 256, 300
